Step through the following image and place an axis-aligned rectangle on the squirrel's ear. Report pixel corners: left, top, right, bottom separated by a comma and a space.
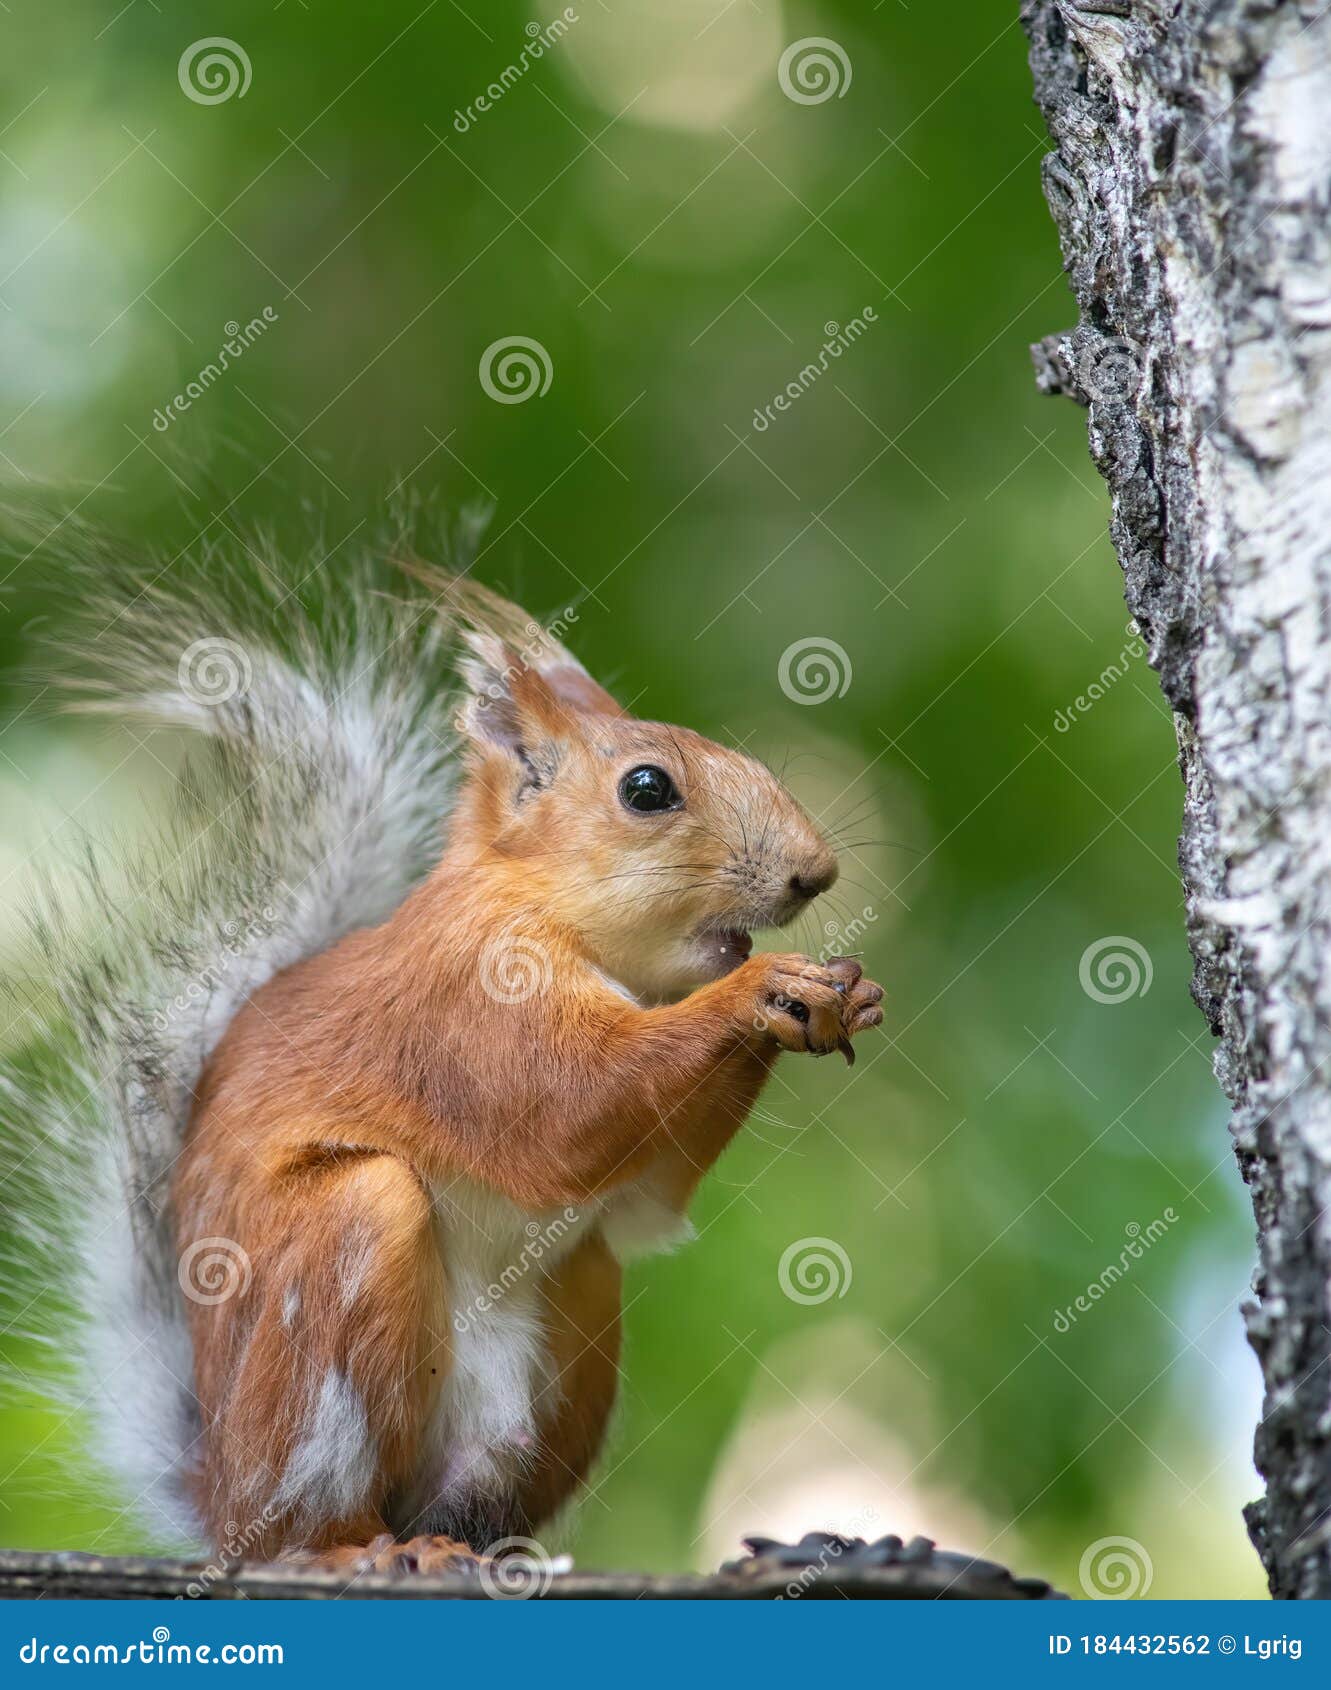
536, 662, 624, 719
456, 632, 569, 776
408, 563, 625, 719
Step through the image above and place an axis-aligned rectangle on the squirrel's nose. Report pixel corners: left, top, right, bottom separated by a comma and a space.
789, 862, 837, 902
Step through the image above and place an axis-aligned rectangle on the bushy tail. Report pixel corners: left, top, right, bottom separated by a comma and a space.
0, 512, 493, 1545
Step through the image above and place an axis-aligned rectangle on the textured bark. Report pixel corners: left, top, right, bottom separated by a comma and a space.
1023, 0, 1331, 1599
0, 1548, 1064, 1601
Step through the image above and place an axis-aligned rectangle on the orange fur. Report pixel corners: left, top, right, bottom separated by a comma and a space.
173, 581, 885, 1570
519, 1232, 623, 1526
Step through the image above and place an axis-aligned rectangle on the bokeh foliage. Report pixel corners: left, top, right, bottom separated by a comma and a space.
0, 0, 1263, 1595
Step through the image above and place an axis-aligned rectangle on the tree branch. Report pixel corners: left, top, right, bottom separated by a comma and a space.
0, 1544, 1065, 1601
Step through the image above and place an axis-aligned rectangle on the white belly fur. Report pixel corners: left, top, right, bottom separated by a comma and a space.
406, 1170, 695, 1526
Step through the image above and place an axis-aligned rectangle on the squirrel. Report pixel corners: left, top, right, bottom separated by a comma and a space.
1, 524, 884, 1577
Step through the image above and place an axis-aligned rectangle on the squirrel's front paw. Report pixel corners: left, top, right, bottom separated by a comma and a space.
745, 953, 860, 1058
824, 956, 884, 1065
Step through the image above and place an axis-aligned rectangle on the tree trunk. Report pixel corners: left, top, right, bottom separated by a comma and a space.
1022, 0, 1331, 1599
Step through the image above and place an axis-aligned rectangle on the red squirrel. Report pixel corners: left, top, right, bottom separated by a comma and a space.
6, 542, 883, 1576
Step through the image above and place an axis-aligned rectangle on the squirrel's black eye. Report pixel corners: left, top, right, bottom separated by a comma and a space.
619, 764, 682, 814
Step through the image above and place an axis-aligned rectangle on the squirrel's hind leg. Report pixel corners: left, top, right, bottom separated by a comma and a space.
180, 1149, 451, 1561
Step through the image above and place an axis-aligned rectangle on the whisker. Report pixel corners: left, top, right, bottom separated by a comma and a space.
827, 836, 921, 855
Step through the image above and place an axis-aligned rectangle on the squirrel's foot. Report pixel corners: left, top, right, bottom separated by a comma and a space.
279, 1533, 482, 1576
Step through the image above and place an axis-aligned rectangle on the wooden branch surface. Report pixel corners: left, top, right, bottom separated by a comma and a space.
0, 1548, 1067, 1601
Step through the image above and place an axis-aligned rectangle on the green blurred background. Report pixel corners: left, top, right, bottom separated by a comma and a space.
0, 1, 1264, 1596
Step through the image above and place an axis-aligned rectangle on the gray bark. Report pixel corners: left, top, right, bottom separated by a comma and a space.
0, 1549, 1065, 1601
1023, 0, 1331, 1599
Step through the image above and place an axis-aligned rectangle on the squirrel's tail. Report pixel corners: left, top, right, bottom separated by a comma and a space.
0, 512, 494, 1545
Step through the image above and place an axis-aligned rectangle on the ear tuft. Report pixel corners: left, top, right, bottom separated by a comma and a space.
455, 631, 566, 797
456, 631, 528, 754
403, 561, 625, 718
